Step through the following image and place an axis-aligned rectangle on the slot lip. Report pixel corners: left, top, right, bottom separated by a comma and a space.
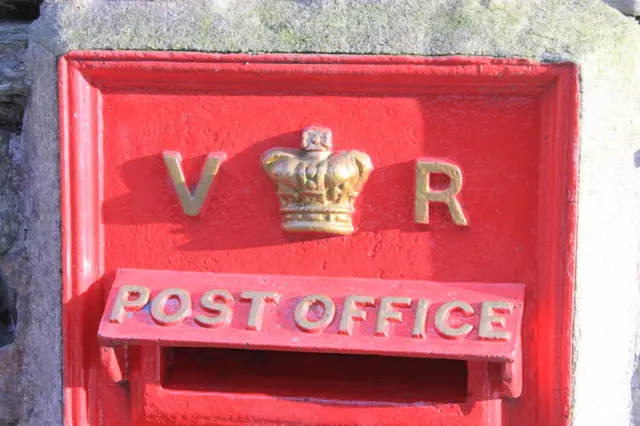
98, 268, 525, 365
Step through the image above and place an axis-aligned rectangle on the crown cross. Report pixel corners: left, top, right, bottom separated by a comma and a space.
261, 126, 374, 235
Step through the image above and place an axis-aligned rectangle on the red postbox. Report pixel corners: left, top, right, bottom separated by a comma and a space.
60, 52, 578, 425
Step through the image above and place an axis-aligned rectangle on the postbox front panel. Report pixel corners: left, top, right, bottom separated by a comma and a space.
60, 53, 578, 425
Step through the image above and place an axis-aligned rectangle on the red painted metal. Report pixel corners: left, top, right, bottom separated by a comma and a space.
98, 269, 525, 362
60, 51, 579, 425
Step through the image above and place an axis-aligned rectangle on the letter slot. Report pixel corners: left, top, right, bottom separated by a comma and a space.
98, 269, 524, 425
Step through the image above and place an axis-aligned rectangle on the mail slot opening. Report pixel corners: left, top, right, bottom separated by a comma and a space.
161, 347, 468, 404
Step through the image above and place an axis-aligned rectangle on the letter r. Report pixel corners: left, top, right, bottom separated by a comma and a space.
415, 159, 468, 226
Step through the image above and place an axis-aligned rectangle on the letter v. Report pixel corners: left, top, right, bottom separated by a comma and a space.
162, 151, 226, 216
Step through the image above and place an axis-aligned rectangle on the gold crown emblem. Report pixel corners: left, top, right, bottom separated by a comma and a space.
261, 126, 374, 235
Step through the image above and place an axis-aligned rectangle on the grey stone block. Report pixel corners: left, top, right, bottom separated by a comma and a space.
15, 39, 61, 426
29, 0, 639, 62
16, 0, 640, 425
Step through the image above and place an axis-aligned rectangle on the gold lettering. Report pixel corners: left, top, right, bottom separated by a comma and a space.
163, 151, 226, 217
338, 295, 375, 335
412, 298, 429, 339
293, 294, 336, 333
375, 296, 412, 337
150, 288, 192, 326
479, 301, 513, 341
240, 291, 280, 331
415, 160, 468, 226
195, 289, 234, 328
434, 301, 474, 339
109, 285, 150, 324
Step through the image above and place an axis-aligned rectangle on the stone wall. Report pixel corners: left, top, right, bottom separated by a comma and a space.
1, 1, 640, 425
0, 3, 40, 425
0, 20, 29, 426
